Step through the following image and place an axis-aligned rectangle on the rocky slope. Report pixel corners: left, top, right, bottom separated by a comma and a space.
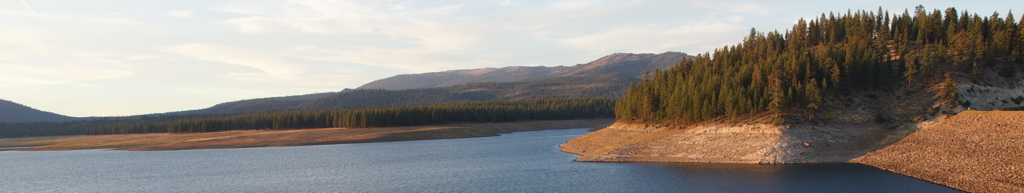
852, 111, 1024, 193
561, 116, 924, 164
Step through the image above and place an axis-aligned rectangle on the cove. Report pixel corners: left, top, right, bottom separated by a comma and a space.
0, 128, 958, 192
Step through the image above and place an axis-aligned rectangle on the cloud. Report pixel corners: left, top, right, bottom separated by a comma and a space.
216, 0, 477, 49
216, 0, 409, 34
158, 43, 372, 86
0, 28, 56, 59
0, 29, 135, 86
0, 61, 134, 86
167, 10, 195, 18
160, 43, 306, 75
558, 23, 745, 53
690, 0, 768, 15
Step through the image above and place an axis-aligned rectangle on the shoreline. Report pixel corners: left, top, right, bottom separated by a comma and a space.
560, 121, 917, 164
852, 111, 1024, 193
561, 111, 1023, 192
0, 119, 614, 151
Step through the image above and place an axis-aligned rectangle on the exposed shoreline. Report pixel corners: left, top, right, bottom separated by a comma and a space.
852, 111, 1024, 193
561, 111, 1023, 192
560, 121, 919, 164
0, 119, 614, 151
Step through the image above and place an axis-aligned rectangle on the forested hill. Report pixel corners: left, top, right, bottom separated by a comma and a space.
300, 74, 637, 110
174, 91, 341, 114
183, 71, 641, 114
357, 52, 690, 90
616, 7, 1024, 125
0, 99, 79, 123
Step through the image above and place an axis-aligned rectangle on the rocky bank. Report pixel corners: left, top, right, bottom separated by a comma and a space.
853, 111, 1024, 193
561, 119, 920, 164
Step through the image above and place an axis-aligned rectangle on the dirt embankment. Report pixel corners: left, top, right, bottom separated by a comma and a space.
853, 111, 1024, 193
0, 119, 614, 151
561, 119, 918, 164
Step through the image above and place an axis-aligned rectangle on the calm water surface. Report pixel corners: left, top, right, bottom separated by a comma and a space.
0, 128, 959, 192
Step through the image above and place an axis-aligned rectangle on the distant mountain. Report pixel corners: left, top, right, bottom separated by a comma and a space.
301, 74, 638, 110
176, 52, 690, 114
357, 52, 690, 90
175, 91, 343, 114
0, 99, 79, 123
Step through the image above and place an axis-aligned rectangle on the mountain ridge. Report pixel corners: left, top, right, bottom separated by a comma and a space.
0, 99, 79, 123
180, 52, 691, 114
358, 52, 690, 90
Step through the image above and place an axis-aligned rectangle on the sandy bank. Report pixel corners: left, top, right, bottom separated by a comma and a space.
0, 119, 613, 151
561, 120, 916, 164
852, 111, 1024, 193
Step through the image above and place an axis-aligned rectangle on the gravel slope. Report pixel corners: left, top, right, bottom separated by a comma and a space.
853, 111, 1024, 193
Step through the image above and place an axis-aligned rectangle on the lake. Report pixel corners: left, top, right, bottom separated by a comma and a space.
0, 128, 959, 192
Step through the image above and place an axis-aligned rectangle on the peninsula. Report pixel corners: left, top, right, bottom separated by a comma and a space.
562, 7, 1024, 192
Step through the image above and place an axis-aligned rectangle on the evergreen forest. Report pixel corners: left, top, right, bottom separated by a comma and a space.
615, 6, 1024, 124
86, 98, 615, 135
0, 113, 225, 138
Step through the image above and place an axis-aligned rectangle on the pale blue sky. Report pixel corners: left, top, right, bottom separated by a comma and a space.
1, 0, 1020, 117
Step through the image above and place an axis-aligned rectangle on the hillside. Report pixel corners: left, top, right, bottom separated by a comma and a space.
357, 52, 689, 90
0, 99, 79, 123
175, 91, 341, 114
301, 74, 636, 110
175, 52, 687, 115
565, 7, 1023, 163
853, 111, 1024, 193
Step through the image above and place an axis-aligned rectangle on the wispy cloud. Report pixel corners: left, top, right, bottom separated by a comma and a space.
559, 23, 745, 53
167, 10, 194, 18
0, 61, 134, 86
159, 43, 371, 86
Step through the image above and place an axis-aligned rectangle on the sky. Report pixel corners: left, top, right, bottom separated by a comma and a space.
1, 0, 1021, 117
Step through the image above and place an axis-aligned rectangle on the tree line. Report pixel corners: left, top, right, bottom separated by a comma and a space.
0, 113, 228, 138
616, 6, 1023, 124
87, 98, 615, 135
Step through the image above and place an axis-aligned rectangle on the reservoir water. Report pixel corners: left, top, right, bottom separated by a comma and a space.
0, 128, 959, 192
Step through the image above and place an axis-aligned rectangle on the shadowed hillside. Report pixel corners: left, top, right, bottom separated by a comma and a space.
0, 99, 79, 123
175, 52, 689, 115
175, 92, 341, 114
300, 74, 637, 110
357, 52, 690, 90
